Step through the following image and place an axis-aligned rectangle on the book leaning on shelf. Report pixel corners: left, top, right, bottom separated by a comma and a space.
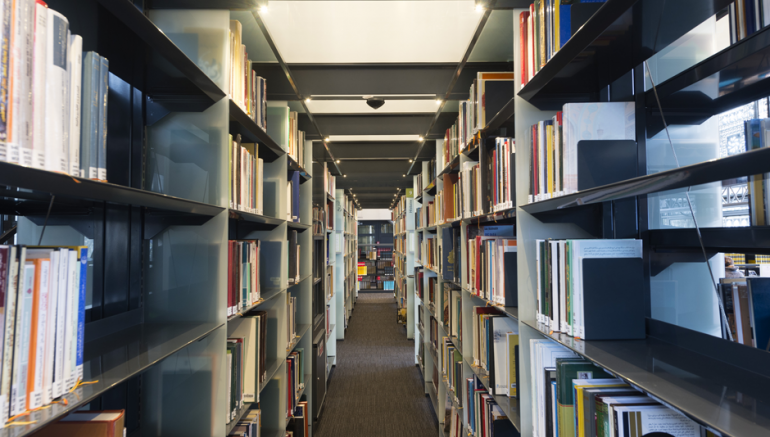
229, 20, 267, 131
230, 134, 265, 215
0, 1, 109, 181
286, 349, 304, 418
530, 339, 719, 437
0, 245, 88, 424
226, 312, 268, 421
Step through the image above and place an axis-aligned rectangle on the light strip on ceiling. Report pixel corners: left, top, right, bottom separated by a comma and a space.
328, 135, 422, 142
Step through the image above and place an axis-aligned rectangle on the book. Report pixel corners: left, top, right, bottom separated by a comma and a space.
97, 55, 109, 181
32, 410, 125, 437
227, 318, 258, 403
43, 8, 69, 173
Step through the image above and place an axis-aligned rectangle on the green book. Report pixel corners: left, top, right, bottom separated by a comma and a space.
555, 359, 612, 437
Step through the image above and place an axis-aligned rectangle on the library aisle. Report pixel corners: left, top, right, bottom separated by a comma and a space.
315, 293, 438, 437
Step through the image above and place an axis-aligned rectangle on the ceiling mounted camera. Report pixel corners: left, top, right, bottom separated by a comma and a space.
366, 97, 385, 109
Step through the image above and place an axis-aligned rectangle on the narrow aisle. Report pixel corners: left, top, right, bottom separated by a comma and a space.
315, 293, 438, 437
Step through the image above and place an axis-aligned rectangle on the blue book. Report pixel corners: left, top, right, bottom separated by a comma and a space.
749, 278, 770, 350
483, 225, 515, 237
97, 56, 109, 181
76, 247, 88, 381
81, 52, 100, 179
441, 227, 454, 281
559, 5, 571, 49
291, 171, 300, 222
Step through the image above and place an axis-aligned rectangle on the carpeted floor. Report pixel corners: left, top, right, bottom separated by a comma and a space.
314, 293, 438, 437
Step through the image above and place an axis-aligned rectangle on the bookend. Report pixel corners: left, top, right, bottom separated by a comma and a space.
582, 257, 645, 340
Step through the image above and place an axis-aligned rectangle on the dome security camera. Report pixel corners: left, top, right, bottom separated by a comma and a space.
366, 98, 385, 109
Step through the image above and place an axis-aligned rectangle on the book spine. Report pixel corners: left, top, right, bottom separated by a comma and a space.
30, 1, 46, 168
10, 0, 34, 166
27, 259, 48, 410
76, 247, 86, 382
0, 246, 18, 424
52, 249, 67, 398
41, 250, 58, 406
79, 52, 93, 178
43, 9, 68, 173
97, 55, 108, 181
11, 258, 33, 417
67, 35, 81, 177
0, 0, 12, 163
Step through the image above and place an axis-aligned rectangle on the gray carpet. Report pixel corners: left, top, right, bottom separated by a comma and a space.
314, 293, 439, 437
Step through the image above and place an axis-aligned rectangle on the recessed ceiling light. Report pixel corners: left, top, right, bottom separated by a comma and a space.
324, 138, 330, 142
475, 4, 484, 12
435, 99, 442, 105
259, 5, 268, 13
402, 174, 405, 177
409, 159, 413, 163
418, 136, 424, 141
305, 98, 311, 103
336, 160, 340, 163
344, 175, 347, 177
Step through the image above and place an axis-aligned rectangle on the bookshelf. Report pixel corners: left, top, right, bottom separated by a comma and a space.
358, 220, 394, 292
393, 197, 416, 332
0, 4, 317, 437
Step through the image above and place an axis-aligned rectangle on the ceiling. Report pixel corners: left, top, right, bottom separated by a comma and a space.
236, 1, 514, 209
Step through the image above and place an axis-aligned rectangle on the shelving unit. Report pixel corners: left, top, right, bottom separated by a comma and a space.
393, 196, 415, 331
358, 220, 394, 292
0, 4, 318, 436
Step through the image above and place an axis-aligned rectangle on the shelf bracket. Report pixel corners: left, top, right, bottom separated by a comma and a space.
650, 250, 718, 277
144, 211, 213, 240
26, 209, 97, 239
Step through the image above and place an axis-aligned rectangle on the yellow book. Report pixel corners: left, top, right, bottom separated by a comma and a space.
546, 124, 554, 196
573, 380, 628, 437
554, 0, 561, 52
507, 332, 519, 397
539, 0, 546, 68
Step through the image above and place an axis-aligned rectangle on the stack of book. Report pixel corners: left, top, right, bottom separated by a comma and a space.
228, 240, 261, 316
229, 20, 267, 130
531, 339, 716, 437
287, 401, 308, 437
471, 306, 519, 397
720, 277, 770, 350
0, 245, 88, 423
439, 123, 461, 172
286, 349, 304, 418
228, 409, 261, 436
0, 2, 110, 181
464, 226, 517, 305
288, 112, 305, 165
442, 284, 462, 339
536, 239, 642, 339
312, 207, 324, 234
421, 237, 438, 272
230, 135, 264, 214
466, 375, 518, 437
527, 102, 635, 203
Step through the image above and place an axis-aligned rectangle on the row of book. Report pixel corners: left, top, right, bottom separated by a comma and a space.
228, 240, 261, 317
459, 160, 483, 218
488, 138, 516, 212
0, 1, 110, 181
730, 0, 766, 42
440, 174, 461, 222
518, 1, 606, 87
720, 277, 770, 351
322, 163, 336, 200
531, 339, 715, 437
228, 408, 261, 436
442, 285, 462, 340
420, 236, 439, 272
287, 112, 305, 166
312, 207, 324, 234
0, 245, 87, 423
286, 401, 309, 437
472, 306, 519, 398
226, 312, 267, 426
229, 20, 267, 130
441, 337, 463, 403
230, 135, 265, 215
528, 102, 635, 203
286, 349, 305, 418
465, 375, 518, 437
536, 239, 642, 339
463, 225, 517, 306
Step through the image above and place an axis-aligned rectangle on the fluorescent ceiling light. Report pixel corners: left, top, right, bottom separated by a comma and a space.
261, 1, 481, 63
306, 100, 440, 114
327, 135, 422, 142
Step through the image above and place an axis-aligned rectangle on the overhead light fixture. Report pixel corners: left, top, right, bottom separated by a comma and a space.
475, 4, 484, 12
305, 98, 311, 103
336, 160, 340, 163
409, 159, 413, 163
260, 5, 268, 13
344, 175, 347, 177
324, 138, 330, 142
418, 136, 424, 141
402, 174, 405, 177
435, 99, 442, 105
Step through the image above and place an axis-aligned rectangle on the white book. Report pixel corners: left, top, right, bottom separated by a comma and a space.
491, 316, 517, 396
9, 0, 35, 165
62, 249, 77, 392
569, 239, 642, 339
52, 249, 68, 398
68, 35, 82, 177
0, 246, 19, 424
30, 1, 47, 169
11, 261, 34, 417
43, 8, 68, 173
42, 250, 59, 405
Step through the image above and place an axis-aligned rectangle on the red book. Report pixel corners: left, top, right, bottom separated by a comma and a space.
520, 11, 530, 86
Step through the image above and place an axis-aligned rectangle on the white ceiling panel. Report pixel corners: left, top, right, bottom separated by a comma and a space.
306, 99, 440, 113
260, 1, 482, 63
328, 135, 422, 141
